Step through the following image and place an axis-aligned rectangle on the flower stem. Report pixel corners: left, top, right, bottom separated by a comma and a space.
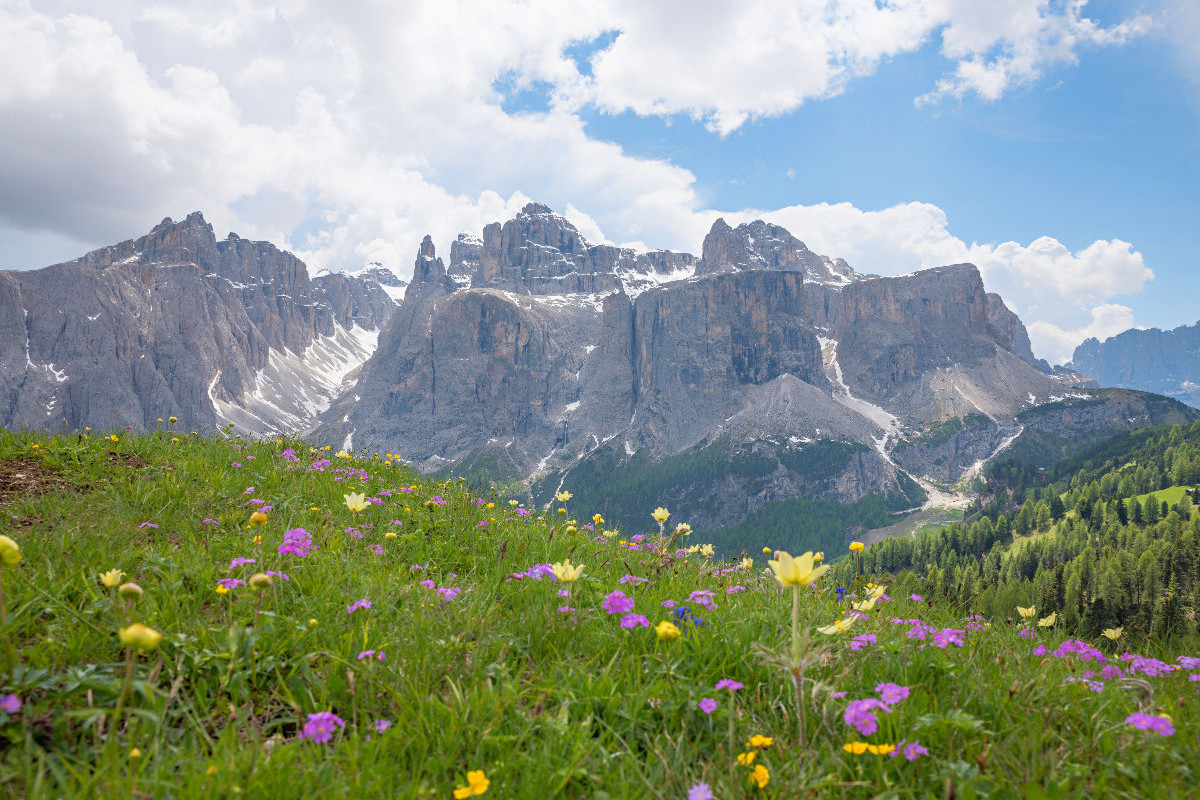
0, 570, 14, 680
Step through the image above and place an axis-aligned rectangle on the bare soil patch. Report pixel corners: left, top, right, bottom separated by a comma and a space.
0, 457, 76, 507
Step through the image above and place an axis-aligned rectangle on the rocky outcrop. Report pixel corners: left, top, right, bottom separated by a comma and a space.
0, 213, 398, 434
698, 218, 857, 285
1070, 323, 1200, 409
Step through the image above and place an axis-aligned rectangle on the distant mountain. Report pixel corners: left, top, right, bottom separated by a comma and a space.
0, 213, 399, 433
1071, 322, 1200, 409
310, 202, 1190, 539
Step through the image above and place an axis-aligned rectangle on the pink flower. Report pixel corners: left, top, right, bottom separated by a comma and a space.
698, 698, 717, 714
726, 585, 746, 594
602, 591, 635, 615
229, 557, 256, 569
437, 587, 461, 601
1125, 712, 1174, 736
0, 694, 20, 713
418, 579, 436, 590
875, 682, 910, 704
357, 650, 386, 661
346, 599, 372, 614
715, 679, 744, 691
620, 613, 649, 629
300, 711, 345, 743
844, 698, 891, 736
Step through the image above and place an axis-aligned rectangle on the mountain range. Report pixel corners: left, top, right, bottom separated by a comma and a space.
4, 204, 1196, 540
1071, 322, 1200, 410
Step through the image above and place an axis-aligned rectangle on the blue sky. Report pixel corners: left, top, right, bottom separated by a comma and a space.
1, 0, 1196, 362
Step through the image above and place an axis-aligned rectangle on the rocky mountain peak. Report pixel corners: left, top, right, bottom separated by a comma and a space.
698, 217, 858, 286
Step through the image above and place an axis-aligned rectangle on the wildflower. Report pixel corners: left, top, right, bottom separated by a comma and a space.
652, 507, 670, 525
551, 559, 584, 583
688, 589, 717, 609
687, 783, 713, 800
748, 764, 769, 789
0, 694, 19, 713
344, 493, 369, 513
737, 751, 757, 765
1125, 712, 1174, 736
656, 620, 682, 642
888, 739, 929, 760
346, 599, 372, 614
1016, 605, 1036, 619
818, 616, 857, 635
602, 591, 635, 615
876, 682, 910, 704
844, 698, 891, 736
168, 416, 177, 424
593, 513, 604, 526
848, 541, 864, 552
740, 557, 754, 570
1102, 627, 1123, 641
453, 769, 490, 798
118, 582, 143, 601
99, 569, 125, 588
130, 747, 142, 759
247, 511, 268, 528
932, 628, 966, 648
762, 546, 771, 555
1037, 612, 1057, 628
716, 679, 745, 691
555, 491, 572, 502
620, 613, 650, 628
618, 575, 648, 585
0, 535, 22, 566
767, 550, 830, 587
137, 522, 159, 530
248, 572, 273, 589
437, 587, 462, 601
849, 634, 876, 651
118, 623, 163, 652
229, 557, 256, 569
674, 522, 692, 536
843, 741, 894, 755
300, 711, 345, 743
357, 650, 386, 661
908, 593, 923, 602
698, 697, 717, 714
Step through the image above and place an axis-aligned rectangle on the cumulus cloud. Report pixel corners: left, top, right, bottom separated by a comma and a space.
1028, 304, 1138, 365
0, 1, 1157, 362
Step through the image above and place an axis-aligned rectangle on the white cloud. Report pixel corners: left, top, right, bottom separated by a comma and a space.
0, 1, 1157, 363
1029, 304, 1137, 365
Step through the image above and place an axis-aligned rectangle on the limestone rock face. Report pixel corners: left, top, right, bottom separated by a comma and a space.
0, 213, 397, 434
1070, 322, 1200, 409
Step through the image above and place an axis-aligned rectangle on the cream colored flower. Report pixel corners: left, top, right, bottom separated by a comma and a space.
551, 559, 584, 583
767, 551, 830, 588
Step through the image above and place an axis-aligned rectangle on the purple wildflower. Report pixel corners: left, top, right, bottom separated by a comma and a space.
556, 605, 575, 614
346, 599, 372, 614
364, 544, 383, 555
357, 650, 386, 661
715, 679, 744, 691
844, 698, 891, 736
908, 594, 923, 602
688, 783, 714, 800
201, 518, 218, 525
244, 486, 255, 494
229, 557, 256, 569
279, 528, 316, 557
217, 578, 245, 590
266, 570, 289, 581
660, 599, 676, 608
931, 628, 965, 648
876, 682, 910, 704
888, 739, 929, 761
1177, 656, 1200, 670
620, 613, 650, 628
1101, 664, 1125, 680
300, 711, 345, 743
557, 589, 570, 598
850, 634, 877, 651
437, 587, 461, 601
1019, 627, 1038, 639
602, 591, 635, 615
1125, 712, 1175, 736
698, 698, 717, 714
374, 719, 392, 733
0, 694, 20, 713
726, 585, 746, 594
138, 522, 158, 529
419, 579, 435, 590
1125, 654, 1178, 677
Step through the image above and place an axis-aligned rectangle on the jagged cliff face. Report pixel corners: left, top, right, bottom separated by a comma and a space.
1070, 323, 1200, 409
314, 202, 1083, 535
0, 213, 397, 433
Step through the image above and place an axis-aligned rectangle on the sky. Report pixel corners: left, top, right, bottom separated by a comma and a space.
1, 0, 1197, 364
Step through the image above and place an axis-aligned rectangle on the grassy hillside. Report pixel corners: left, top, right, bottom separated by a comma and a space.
0, 427, 1196, 797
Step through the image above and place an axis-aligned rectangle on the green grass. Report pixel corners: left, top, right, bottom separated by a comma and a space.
0, 428, 1197, 798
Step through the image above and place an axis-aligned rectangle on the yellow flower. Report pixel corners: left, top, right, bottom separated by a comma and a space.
323, 445, 331, 451
747, 734, 774, 748
310, 506, 321, 511
868, 584, 887, 598
205, 765, 218, 776
156, 418, 163, 423
248, 572, 273, 589
656, 620, 682, 642
1037, 612, 1057, 628
119, 623, 163, 652
737, 751, 757, 765
852, 597, 879, 612
1017, 605, 1036, 620
813, 551, 824, 563
452, 769, 489, 798
593, 513, 604, 526
557, 507, 567, 515
603, 529, 618, 539
674, 522, 692, 536
817, 616, 858, 635
767, 551, 830, 588
652, 507, 670, 524
385, 531, 398, 539
109, 435, 119, 442
252, 535, 261, 546
168, 417, 177, 424
0, 536, 23, 567
868, 743, 895, 755
344, 493, 369, 513
551, 559, 584, 583
308, 618, 318, 628
247, 511, 269, 527
215, 584, 229, 595
336, 450, 351, 459
843, 741, 894, 755
848, 541, 864, 552
1102, 627, 1123, 640
130, 747, 142, 759
486, 502, 494, 509
748, 764, 769, 789
762, 546, 771, 555
555, 491, 572, 502
740, 557, 754, 570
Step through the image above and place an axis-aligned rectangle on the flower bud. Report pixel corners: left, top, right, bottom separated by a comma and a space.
118, 582, 144, 601
0, 535, 22, 567
247, 511, 268, 528
119, 623, 163, 652
656, 620, 682, 642
248, 572, 273, 589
